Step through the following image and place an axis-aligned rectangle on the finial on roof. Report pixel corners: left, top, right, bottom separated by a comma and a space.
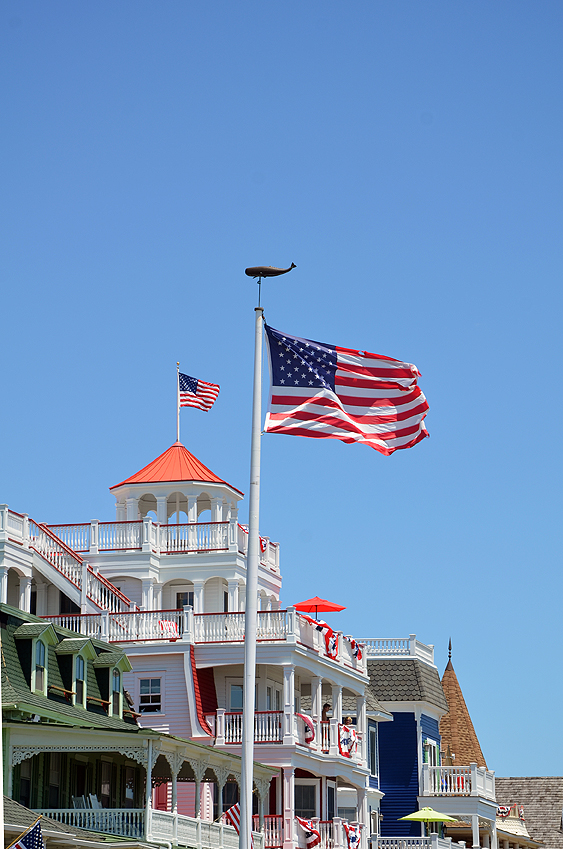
448, 637, 452, 660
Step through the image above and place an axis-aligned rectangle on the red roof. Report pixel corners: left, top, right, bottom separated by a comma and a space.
110, 441, 243, 495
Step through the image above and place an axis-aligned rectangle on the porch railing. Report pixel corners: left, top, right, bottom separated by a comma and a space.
378, 837, 466, 849
253, 815, 283, 848
193, 610, 289, 643
151, 808, 263, 849
421, 763, 495, 801
34, 808, 144, 838
222, 711, 283, 744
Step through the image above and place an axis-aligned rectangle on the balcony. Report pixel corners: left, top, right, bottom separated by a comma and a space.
359, 635, 435, 665
379, 837, 468, 849
45, 519, 280, 572
206, 709, 365, 766
41, 607, 368, 675
421, 764, 495, 801
35, 807, 264, 849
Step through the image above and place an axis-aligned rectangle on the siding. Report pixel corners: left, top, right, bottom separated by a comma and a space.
420, 714, 440, 743
123, 651, 192, 738
379, 712, 420, 837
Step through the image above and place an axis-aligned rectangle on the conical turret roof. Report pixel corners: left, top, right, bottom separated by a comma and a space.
439, 648, 487, 768
110, 442, 243, 495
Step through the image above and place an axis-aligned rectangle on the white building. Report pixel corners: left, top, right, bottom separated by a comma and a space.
1, 440, 382, 849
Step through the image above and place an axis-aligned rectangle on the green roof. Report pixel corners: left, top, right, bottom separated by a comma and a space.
1, 604, 150, 734
55, 638, 94, 654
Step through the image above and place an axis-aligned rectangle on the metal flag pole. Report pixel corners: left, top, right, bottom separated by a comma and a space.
240, 263, 296, 849
176, 362, 181, 443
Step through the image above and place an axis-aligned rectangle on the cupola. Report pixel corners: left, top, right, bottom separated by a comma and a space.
109, 442, 244, 525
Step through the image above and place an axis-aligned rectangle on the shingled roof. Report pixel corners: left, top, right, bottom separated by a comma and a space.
439, 654, 487, 768
366, 658, 448, 711
496, 777, 563, 849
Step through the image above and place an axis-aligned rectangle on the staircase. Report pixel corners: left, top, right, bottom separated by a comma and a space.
1, 507, 136, 614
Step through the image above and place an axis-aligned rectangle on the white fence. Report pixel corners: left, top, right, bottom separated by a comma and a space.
35, 808, 144, 837
150, 808, 263, 849
222, 711, 283, 744
378, 837, 466, 849
359, 635, 435, 665
421, 764, 495, 801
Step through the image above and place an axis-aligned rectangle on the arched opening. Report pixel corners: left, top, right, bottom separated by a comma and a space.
204, 577, 229, 613
162, 579, 195, 611
138, 494, 157, 519
167, 492, 188, 524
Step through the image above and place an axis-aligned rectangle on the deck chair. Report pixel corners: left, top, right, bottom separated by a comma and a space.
89, 794, 102, 809
72, 795, 87, 809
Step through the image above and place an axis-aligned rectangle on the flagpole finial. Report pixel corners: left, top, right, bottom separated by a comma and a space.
448, 637, 452, 660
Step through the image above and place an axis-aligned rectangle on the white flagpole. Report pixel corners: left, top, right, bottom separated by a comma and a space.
176, 362, 180, 443
240, 302, 264, 849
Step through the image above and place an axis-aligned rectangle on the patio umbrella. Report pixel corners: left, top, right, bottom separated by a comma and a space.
399, 807, 458, 834
294, 596, 346, 619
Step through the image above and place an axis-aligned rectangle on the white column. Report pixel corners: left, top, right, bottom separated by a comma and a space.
116, 501, 126, 521
126, 497, 139, 521
156, 496, 168, 525
227, 580, 239, 612
357, 695, 367, 765
153, 583, 163, 610
35, 580, 47, 616
19, 576, 32, 612
358, 785, 368, 849
472, 814, 480, 848
283, 767, 295, 849
141, 579, 154, 610
283, 665, 295, 745
193, 580, 205, 614
332, 684, 343, 723
0, 566, 8, 604
312, 676, 322, 752
187, 495, 198, 551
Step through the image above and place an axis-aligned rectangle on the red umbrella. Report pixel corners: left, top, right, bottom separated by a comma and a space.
294, 596, 346, 619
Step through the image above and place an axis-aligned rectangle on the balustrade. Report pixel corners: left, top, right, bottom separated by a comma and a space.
46, 524, 90, 552
421, 764, 495, 801
34, 809, 144, 838
224, 711, 283, 744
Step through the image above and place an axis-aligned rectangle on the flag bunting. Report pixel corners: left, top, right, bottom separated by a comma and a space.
296, 816, 321, 848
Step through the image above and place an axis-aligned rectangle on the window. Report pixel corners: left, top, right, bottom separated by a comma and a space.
123, 767, 136, 808
424, 739, 440, 766
19, 758, 32, 808
327, 781, 336, 821
230, 684, 244, 712
295, 783, 317, 819
139, 678, 162, 713
35, 640, 46, 692
176, 591, 194, 609
112, 669, 121, 716
48, 753, 61, 808
224, 591, 229, 612
100, 761, 111, 808
369, 726, 378, 777
266, 684, 282, 711
75, 655, 86, 707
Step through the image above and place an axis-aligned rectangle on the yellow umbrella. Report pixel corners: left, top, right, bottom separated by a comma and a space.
399, 807, 458, 834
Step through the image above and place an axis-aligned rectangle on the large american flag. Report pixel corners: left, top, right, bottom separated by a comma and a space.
179, 372, 220, 412
264, 325, 429, 455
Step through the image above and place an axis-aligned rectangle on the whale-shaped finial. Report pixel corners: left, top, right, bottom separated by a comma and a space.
245, 263, 296, 278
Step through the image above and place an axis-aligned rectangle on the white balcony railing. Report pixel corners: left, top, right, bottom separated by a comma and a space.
421, 763, 496, 801
378, 837, 467, 849
150, 808, 263, 849
358, 634, 435, 665
40, 608, 367, 675
222, 711, 283, 744
253, 815, 283, 848
45, 518, 280, 571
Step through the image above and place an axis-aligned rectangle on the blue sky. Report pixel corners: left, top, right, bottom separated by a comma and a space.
2, 1, 562, 776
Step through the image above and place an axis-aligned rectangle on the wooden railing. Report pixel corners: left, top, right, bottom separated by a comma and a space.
150, 808, 263, 849
193, 610, 289, 643
253, 815, 283, 848
421, 763, 495, 800
34, 808, 144, 837
378, 837, 466, 849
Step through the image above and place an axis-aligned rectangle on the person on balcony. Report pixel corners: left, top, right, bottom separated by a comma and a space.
322, 703, 331, 722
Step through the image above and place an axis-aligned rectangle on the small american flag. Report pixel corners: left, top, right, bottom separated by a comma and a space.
7, 818, 44, 849
224, 803, 254, 848
296, 816, 321, 848
264, 325, 429, 455
179, 372, 220, 412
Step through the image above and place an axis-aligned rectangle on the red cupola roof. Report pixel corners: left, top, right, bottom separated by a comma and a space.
110, 442, 243, 495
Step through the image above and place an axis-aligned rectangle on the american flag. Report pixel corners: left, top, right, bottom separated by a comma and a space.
224, 803, 254, 848
179, 372, 220, 412
264, 325, 429, 455
7, 818, 44, 849
296, 816, 321, 848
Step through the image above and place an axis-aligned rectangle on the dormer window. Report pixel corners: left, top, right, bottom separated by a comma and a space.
112, 669, 122, 716
75, 655, 86, 707
35, 640, 46, 693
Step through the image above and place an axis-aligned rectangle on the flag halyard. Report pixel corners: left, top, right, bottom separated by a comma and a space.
264, 325, 429, 455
